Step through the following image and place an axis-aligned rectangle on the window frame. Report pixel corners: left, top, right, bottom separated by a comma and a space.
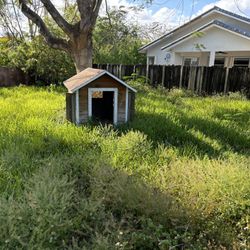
233, 57, 250, 67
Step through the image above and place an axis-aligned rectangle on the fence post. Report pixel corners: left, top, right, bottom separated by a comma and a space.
199, 67, 204, 94
119, 64, 122, 79
224, 67, 229, 94
188, 67, 196, 91
146, 66, 149, 84
121, 65, 125, 79
179, 65, 183, 88
196, 67, 204, 94
162, 65, 165, 87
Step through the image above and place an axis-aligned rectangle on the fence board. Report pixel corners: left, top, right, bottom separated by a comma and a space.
135, 65, 147, 78
0, 67, 28, 87
228, 67, 250, 94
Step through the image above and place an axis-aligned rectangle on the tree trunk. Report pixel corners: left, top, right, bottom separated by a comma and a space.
70, 32, 93, 73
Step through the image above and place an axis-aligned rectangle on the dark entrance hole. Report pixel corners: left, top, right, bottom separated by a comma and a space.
92, 91, 114, 123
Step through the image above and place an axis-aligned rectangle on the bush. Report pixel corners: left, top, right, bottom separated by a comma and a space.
0, 38, 75, 84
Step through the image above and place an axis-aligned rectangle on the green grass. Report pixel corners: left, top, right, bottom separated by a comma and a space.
0, 83, 249, 249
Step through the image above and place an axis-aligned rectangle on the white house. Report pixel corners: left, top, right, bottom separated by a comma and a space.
139, 6, 250, 68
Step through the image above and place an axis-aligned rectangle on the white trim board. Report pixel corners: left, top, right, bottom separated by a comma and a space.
70, 71, 137, 94
88, 88, 118, 125
75, 90, 80, 124
125, 88, 128, 122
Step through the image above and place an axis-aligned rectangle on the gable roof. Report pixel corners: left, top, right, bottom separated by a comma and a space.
139, 6, 250, 52
64, 68, 137, 93
161, 19, 250, 50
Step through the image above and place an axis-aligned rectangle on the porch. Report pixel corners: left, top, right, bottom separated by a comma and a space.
174, 51, 250, 68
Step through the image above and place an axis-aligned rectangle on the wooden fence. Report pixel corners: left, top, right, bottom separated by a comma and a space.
0, 67, 29, 87
1, 64, 249, 96
93, 64, 250, 96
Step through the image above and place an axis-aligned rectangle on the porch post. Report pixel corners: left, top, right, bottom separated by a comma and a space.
224, 67, 229, 94
209, 51, 215, 67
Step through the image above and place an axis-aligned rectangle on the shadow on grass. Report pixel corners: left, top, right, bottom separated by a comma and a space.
119, 107, 250, 158
119, 111, 222, 159
212, 107, 250, 127
176, 110, 250, 156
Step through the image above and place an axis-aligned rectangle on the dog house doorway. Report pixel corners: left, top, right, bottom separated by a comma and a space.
88, 88, 118, 124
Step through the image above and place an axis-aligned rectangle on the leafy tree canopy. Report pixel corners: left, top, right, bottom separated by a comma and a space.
93, 7, 146, 65
0, 37, 75, 83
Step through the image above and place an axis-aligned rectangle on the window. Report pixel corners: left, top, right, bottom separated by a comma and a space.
214, 57, 225, 67
148, 56, 155, 65
234, 58, 250, 67
183, 57, 199, 66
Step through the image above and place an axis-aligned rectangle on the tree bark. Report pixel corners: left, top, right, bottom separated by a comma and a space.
70, 32, 93, 73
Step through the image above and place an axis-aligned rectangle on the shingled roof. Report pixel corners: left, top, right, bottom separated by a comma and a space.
64, 68, 137, 93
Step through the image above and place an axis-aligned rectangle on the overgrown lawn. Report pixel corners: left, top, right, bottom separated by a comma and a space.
0, 83, 249, 249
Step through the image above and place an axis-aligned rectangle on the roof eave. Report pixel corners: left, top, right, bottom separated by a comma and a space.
64, 70, 105, 93
65, 71, 137, 93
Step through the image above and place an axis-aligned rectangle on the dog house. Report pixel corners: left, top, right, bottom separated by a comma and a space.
64, 68, 136, 125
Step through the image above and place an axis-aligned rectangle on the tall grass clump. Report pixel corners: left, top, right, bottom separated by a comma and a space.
0, 84, 249, 249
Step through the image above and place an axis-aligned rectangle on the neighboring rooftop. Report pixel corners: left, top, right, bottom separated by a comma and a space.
161, 19, 250, 50
139, 6, 250, 52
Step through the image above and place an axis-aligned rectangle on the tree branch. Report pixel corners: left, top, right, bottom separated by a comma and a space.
104, 0, 112, 28
10, 0, 25, 39
92, 0, 102, 21
19, 0, 69, 51
73, 0, 102, 33
40, 0, 73, 35
0, 11, 18, 39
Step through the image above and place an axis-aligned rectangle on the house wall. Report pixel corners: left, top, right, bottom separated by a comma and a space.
78, 75, 127, 124
173, 26, 250, 67
143, 11, 250, 66
173, 26, 250, 52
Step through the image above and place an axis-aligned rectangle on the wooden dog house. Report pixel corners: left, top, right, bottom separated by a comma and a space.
64, 68, 136, 125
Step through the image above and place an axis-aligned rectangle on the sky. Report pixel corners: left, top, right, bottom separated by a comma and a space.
105, 0, 250, 28
1, 0, 250, 37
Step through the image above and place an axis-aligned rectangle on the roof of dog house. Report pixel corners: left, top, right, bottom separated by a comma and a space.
63, 68, 136, 125
64, 68, 137, 93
